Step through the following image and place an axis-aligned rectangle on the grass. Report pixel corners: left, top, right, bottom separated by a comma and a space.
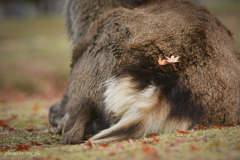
0, 100, 240, 160
0, 15, 71, 100
203, 1, 240, 49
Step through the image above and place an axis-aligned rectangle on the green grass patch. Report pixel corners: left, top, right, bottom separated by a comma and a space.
0, 100, 240, 160
0, 15, 71, 96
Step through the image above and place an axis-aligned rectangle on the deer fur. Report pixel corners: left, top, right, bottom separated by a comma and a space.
49, 0, 167, 127
58, 0, 240, 144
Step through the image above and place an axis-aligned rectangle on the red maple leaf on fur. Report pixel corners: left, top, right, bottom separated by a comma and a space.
158, 56, 168, 65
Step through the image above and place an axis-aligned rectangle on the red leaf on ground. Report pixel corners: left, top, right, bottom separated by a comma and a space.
109, 152, 116, 156
15, 144, 31, 152
26, 128, 35, 132
1, 147, 10, 152
8, 127, 15, 132
146, 133, 158, 138
231, 122, 236, 126
153, 137, 159, 142
32, 105, 39, 111
176, 129, 190, 134
0, 115, 16, 128
198, 125, 205, 130
100, 143, 109, 147
141, 145, 151, 153
212, 125, 227, 129
86, 140, 93, 148
26, 125, 36, 132
0, 121, 9, 129
190, 145, 203, 151
29, 141, 43, 146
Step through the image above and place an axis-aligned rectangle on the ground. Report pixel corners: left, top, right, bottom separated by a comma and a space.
0, 100, 240, 160
0, 1, 240, 160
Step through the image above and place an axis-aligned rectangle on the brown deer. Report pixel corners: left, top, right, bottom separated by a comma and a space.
52, 0, 240, 144
49, 0, 165, 128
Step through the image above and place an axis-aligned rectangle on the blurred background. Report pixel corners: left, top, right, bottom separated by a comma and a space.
0, 0, 239, 102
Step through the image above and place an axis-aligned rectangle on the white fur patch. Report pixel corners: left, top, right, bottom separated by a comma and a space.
104, 76, 158, 124
90, 76, 191, 144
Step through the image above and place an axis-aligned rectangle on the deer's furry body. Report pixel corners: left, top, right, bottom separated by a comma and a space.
58, 0, 240, 144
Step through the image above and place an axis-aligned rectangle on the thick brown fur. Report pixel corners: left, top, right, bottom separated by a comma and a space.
49, 0, 167, 127
64, 0, 167, 45
60, 0, 240, 144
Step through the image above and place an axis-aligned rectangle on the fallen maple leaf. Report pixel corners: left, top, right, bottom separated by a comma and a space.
146, 133, 158, 138
212, 125, 227, 129
0, 115, 17, 128
176, 129, 190, 134
0, 121, 9, 129
231, 122, 236, 126
190, 145, 203, 151
8, 127, 16, 132
1, 147, 10, 152
165, 55, 180, 63
15, 144, 31, 152
86, 140, 93, 148
26, 128, 35, 132
99, 143, 109, 147
141, 145, 151, 153
29, 141, 43, 146
198, 125, 205, 130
